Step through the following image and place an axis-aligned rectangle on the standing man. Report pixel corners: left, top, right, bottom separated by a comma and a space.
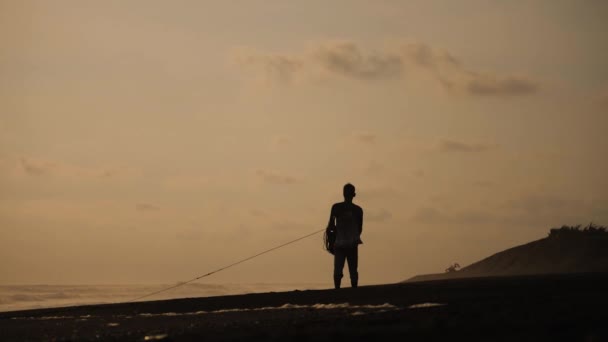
326, 183, 363, 289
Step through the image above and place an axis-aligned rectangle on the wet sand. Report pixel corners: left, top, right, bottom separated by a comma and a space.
1, 273, 607, 341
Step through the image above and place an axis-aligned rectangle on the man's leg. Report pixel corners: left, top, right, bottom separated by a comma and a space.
333, 248, 346, 289
346, 246, 359, 288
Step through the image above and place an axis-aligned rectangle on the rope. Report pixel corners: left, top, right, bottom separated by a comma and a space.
127, 227, 326, 302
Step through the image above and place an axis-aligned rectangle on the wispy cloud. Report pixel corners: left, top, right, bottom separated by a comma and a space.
410, 206, 501, 225
401, 43, 539, 97
246, 209, 307, 232
465, 75, 539, 96
20, 158, 53, 176
163, 175, 210, 191
366, 208, 392, 222
271, 136, 290, 149
402, 42, 460, 69
234, 50, 303, 84
255, 169, 300, 185
472, 180, 495, 187
438, 139, 496, 153
413, 169, 425, 178
313, 42, 403, 81
410, 206, 447, 224
506, 194, 575, 216
352, 132, 377, 144
363, 160, 385, 176
136, 203, 160, 212
234, 40, 540, 97
18, 157, 122, 179
360, 186, 401, 201
410, 193, 597, 226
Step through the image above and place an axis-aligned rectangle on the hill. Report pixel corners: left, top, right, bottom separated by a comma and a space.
407, 224, 608, 282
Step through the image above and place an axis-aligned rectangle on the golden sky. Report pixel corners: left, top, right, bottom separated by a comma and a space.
1, 0, 607, 285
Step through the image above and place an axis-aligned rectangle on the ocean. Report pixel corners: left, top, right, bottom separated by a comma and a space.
0, 283, 330, 312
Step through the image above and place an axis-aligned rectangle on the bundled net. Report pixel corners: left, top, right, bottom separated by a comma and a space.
324, 228, 336, 255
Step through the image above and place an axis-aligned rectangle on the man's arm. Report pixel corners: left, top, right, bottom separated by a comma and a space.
327, 204, 336, 230
358, 207, 363, 234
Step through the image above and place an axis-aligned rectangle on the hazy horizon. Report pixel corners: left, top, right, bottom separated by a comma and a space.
0, 282, 332, 312
1, 1, 607, 289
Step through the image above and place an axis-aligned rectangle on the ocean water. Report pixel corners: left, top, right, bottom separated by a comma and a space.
0, 283, 330, 313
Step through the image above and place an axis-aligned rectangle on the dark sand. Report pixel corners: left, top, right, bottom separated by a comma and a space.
2, 273, 607, 341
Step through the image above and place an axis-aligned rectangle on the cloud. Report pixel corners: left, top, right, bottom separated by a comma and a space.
400, 43, 539, 97
472, 180, 495, 187
410, 206, 501, 225
249, 209, 269, 218
352, 132, 377, 144
413, 169, 425, 178
20, 158, 53, 176
366, 208, 392, 222
274, 136, 290, 145
246, 209, 307, 232
401, 43, 460, 69
136, 203, 160, 212
234, 42, 402, 84
163, 175, 210, 191
313, 42, 403, 80
234, 41, 539, 97
255, 169, 300, 185
360, 186, 401, 201
438, 139, 496, 153
507, 194, 575, 215
270, 136, 291, 150
362, 160, 384, 176
99, 170, 115, 178
175, 228, 204, 241
410, 194, 596, 227
466, 75, 539, 96
18, 157, 120, 179
233, 49, 304, 84
500, 194, 604, 227
269, 218, 307, 231
410, 207, 447, 224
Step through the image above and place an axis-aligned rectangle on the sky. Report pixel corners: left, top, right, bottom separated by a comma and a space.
1, 0, 607, 286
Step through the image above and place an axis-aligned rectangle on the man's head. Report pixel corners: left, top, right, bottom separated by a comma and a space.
343, 183, 356, 201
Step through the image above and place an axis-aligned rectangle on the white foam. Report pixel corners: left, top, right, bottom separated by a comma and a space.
11, 302, 402, 320
138, 302, 398, 317
407, 302, 445, 309
144, 333, 169, 341
12, 315, 76, 320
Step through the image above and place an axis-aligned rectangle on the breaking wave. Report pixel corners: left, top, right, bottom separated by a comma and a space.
137, 302, 399, 317
0, 283, 329, 312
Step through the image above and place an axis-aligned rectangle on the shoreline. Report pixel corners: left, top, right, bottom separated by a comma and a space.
2, 272, 608, 341
0, 282, 332, 313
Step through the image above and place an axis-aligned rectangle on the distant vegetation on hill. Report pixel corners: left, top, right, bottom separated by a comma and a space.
407, 223, 608, 283
548, 223, 607, 237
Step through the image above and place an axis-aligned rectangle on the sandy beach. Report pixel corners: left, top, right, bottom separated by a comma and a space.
2, 272, 607, 341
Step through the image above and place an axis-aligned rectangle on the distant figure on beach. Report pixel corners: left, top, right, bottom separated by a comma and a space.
445, 263, 461, 273
326, 183, 363, 289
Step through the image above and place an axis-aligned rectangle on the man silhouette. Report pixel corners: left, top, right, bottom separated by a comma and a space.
327, 183, 363, 289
